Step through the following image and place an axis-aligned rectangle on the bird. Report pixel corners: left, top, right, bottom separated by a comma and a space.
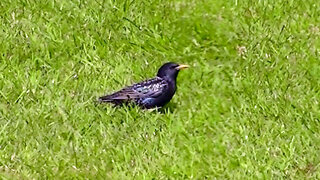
98, 62, 189, 109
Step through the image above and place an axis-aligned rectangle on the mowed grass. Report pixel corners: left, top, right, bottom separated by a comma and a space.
0, 0, 320, 179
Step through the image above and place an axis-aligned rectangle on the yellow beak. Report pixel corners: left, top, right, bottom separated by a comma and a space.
175, 64, 190, 70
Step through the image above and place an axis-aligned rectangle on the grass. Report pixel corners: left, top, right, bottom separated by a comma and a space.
0, 0, 320, 179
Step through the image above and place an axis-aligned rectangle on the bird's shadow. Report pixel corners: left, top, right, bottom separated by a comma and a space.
157, 103, 177, 114
95, 98, 177, 114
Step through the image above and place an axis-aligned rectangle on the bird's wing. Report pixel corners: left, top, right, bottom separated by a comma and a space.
99, 77, 167, 101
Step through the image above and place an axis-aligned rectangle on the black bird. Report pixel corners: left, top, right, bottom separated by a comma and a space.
98, 62, 189, 109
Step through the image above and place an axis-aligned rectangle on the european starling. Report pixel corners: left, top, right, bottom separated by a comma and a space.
98, 62, 189, 109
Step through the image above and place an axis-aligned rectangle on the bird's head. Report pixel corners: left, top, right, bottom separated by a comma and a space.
157, 62, 189, 80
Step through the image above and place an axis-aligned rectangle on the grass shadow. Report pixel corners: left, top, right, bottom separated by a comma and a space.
158, 103, 177, 114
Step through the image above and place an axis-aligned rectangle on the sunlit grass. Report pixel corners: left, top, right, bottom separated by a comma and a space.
0, 0, 319, 179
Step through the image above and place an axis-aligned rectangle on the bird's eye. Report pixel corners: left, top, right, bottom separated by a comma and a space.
171, 65, 178, 69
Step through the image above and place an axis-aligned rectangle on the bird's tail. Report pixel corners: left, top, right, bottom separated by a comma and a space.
98, 94, 114, 102
98, 94, 124, 106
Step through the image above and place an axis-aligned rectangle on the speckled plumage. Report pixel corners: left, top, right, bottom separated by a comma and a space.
99, 62, 189, 109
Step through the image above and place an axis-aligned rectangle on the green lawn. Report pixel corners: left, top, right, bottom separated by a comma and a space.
0, 0, 320, 179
